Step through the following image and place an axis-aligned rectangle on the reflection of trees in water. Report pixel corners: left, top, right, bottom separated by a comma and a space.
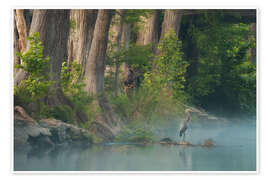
178, 147, 192, 170
27, 146, 52, 159
26, 146, 89, 170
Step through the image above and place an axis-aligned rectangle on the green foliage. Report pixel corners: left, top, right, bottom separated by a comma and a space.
108, 30, 189, 126
15, 33, 50, 76
142, 29, 189, 100
61, 61, 97, 126
106, 38, 125, 66
123, 10, 153, 24
115, 125, 155, 143
47, 105, 74, 123
70, 18, 76, 31
61, 61, 84, 92
186, 20, 256, 114
14, 77, 54, 104
106, 39, 153, 69
14, 32, 54, 106
109, 90, 158, 123
37, 104, 75, 123
123, 43, 153, 73
109, 85, 185, 126
105, 39, 153, 93
61, 61, 93, 111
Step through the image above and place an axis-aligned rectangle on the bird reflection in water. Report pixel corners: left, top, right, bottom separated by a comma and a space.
178, 146, 192, 170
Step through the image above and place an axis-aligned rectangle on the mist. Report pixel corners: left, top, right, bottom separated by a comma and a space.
14, 116, 256, 171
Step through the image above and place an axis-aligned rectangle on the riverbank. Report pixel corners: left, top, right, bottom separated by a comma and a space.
14, 106, 93, 149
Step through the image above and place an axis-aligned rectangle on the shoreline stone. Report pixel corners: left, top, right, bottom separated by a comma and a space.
14, 106, 93, 149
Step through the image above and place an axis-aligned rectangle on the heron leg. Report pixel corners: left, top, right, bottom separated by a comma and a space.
183, 132, 186, 141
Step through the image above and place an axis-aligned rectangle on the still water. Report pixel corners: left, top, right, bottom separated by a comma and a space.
14, 118, 256, 171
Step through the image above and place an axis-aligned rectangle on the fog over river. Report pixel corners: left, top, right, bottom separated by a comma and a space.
14, 117, 256, 171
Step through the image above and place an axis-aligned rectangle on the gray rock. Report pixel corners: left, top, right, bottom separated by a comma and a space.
14, 114, 53, 148
14, 109, 93, 149
39, 118, 93, 146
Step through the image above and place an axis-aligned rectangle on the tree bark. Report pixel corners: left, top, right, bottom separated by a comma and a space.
14, 9, 28, 54
121, 23, 131, 49
122, 11, 161, 92
109, 9, 126, 96
14, 9, 28, 85
29, 9, 87, 124
30, 10, 69, 86
23, 9, 32, 35
160, 9, 183, 41
136, 10, 160, 50
119, 23, 132, 93
14, 12, 20, 69
153, 9, 183, 67
84, 9, 121, 141
67, 10, 98, 75
84, 9, 112, 94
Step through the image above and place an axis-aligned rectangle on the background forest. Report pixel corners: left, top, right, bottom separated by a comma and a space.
13, 9, 256, 142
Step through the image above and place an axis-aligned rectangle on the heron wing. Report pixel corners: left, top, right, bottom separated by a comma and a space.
179, 124, 187, 136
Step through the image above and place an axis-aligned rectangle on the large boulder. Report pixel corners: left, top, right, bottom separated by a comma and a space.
14, 106, 93, 149
39, 118, 93, 146
14, 106, 53, 148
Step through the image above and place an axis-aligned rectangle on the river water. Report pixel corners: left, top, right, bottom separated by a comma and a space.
14, 118, 256, 171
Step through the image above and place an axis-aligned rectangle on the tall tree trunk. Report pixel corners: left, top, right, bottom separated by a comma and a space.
84, 10, 112, 94
14, 9, 28, 86
30, 10, 69, 89
119, 23, 132, 93
14, 12, 20, 70
122, 11, 161, 92
13, 9, 32, 68
67, 10, 98, 75
23, 9, 32, 35
29, 9, 87, 124
153, 9, 183, 67
14, 10, 28, 54
160, 9, 182, 41
109, 9, 126, 96
121, 23, 131, 49
84, 9, 121, 141
136, 10, 160, 50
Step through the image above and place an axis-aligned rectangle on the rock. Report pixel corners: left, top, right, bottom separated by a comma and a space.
159, 137, 178, 145
179, 141, 192, 146
14, 106, 93, 149
201, 139, 216, 147
39, 118, 93, 146
159, 137, 174, 144
160, 137, 173, 143
14, 108, 53, 148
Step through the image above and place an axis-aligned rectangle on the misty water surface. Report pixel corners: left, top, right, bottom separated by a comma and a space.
14, 118, 256, 171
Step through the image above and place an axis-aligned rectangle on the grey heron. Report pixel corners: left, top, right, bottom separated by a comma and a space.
179, 108, 192, 141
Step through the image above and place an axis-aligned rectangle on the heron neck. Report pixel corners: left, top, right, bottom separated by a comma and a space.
186, 112, 191, 122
